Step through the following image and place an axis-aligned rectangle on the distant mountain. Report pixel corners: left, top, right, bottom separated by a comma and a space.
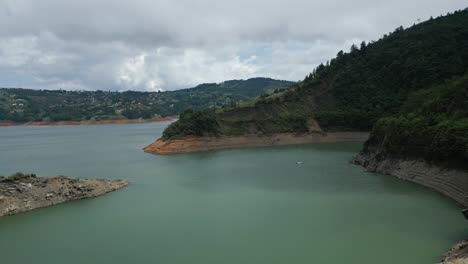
0, 78, 294, 122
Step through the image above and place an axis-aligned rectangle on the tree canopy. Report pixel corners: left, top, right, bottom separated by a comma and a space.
162, 9, 468, 170
0, 78, 293, 122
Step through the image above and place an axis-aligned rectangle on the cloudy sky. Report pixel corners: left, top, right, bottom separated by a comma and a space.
0, 0, 466, 91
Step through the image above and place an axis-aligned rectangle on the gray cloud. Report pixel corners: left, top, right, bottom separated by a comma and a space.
0, 0, 466, 91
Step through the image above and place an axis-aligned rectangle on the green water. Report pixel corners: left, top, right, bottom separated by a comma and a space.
0, 122, 466, 264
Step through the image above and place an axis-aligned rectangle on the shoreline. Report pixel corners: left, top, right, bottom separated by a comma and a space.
147, 131, 467, 262
352, 153, 468, 263
0, 116, 174, 127
144, 132, 370, 155
0, 175, 128, 217
352, 153, 468, 209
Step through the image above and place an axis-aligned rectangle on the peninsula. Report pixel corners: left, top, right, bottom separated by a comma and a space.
144, 131, 369, 155
0, 173, 128, 217
144, 10, 468, 262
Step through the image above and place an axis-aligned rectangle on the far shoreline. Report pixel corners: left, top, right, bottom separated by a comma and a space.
144, 132, 370, 155
0, 116, 175, 127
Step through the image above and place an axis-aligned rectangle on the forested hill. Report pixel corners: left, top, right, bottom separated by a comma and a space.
229, 9, 468, 134
363, 72, 468, 170
0, 78, 293, 122
162, 9, 468, 138
162, 9, 468, 169
306, 9, 468, 131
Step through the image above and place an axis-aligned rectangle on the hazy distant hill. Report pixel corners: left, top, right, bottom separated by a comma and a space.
0, 78, 294, 122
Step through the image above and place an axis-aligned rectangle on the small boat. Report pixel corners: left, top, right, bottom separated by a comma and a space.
463, 209, 468, 220
296, 161, 303, 165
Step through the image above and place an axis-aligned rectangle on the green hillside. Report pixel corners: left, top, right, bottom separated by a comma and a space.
246, 9, 468, 133
162, 9, 468, 169
0, 78, 293, 122
364, 72, 468, 169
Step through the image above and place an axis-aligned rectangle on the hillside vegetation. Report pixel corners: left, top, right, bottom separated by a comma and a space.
364, 72, 468, 169
162, 10, 468, 169
0, 78, 293, 122
252, 9, 468, 132
163, 109, 221, 139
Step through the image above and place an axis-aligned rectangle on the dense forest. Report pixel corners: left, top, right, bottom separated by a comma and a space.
162, 10, 468, 169
0, 78, 293, 122
365, 72, 468, 169
248, 9, 468, 132
163, 109, 221, 139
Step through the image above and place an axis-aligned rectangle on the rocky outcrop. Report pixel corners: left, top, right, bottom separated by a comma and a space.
353, 152, 468, 208
442, 240, 468, 264
144, 132, 370, 155
0, 175, 128, 217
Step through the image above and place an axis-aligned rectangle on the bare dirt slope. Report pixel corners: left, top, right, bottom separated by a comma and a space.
144, 132, 370, 155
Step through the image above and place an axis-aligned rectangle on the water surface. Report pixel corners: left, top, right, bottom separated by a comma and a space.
0, 122, 466, 263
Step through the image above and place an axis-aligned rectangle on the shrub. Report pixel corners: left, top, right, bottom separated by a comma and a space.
0, 172, 36, 182
162, 109, 221, 139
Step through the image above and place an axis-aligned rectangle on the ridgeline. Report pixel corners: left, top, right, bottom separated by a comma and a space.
0, 78, 293, 123
157, 9, 468, 169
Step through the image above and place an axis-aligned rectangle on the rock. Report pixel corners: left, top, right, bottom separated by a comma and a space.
0, 176, 128, 217
442, 240, 468, 263
19, 182, 32, 189
6, 204, 18, 214
353, 153, 468, 208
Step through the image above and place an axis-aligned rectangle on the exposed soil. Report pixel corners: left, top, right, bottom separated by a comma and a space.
143, 132, 370, 155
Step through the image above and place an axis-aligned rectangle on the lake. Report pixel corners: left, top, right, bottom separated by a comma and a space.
0, 122, 466, 263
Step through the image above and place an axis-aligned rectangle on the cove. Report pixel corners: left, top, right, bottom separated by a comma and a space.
0, 122, 465, 264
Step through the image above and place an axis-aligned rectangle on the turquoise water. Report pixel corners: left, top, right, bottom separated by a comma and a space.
0, 122, 466, 264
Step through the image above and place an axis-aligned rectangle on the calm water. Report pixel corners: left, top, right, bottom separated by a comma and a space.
0, 122, 466, 264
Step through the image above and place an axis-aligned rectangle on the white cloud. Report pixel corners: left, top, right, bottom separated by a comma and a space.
117, 54, 148, 89
0, 36, 53, 67
0, 0, 466, 90
116, 48, 259, 91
